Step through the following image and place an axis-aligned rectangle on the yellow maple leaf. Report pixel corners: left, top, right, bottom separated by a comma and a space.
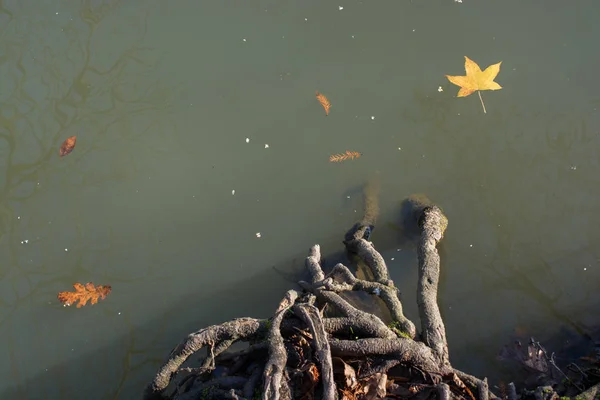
445, 56, 502, 113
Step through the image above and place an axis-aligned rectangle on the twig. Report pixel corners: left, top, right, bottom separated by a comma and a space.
566, 362, 588, 380
547, 351, 583, 391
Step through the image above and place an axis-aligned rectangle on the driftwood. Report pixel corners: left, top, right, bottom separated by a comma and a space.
143, 182, 599, 400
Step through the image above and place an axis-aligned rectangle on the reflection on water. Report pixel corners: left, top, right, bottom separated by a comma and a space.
0, 1, 175, 398
0, 0, 599, 398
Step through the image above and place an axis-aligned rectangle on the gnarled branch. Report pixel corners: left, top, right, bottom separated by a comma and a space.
416, 204, 449, 365
293, 302, 336, 400
263, 290, 298, 400
144, 318, 265, 399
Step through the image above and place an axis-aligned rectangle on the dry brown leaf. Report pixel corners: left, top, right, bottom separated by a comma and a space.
297, 363, 320, 400
329, 150, 361, 163
449, 372, 477, 400
333, 357, 358, 390
57, 282, 112, 308
360, 373, 387, 400
306, 363, 319, 384
59, 136, 77, 157
316, 91, 331, 116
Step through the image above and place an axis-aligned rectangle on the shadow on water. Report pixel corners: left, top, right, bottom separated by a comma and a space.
0, 235, 370, 400
0, 220, 424, 400
2, 202, 598, 399
0, 260, 298, 399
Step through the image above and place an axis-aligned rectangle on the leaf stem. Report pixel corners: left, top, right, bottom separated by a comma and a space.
477, 91, 487, 114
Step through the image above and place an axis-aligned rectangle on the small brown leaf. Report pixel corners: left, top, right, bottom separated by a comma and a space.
360, 373, 387, 400
59, 136, 77, 157
306, 363, 319, 384
297, 363, 320, 400
333, 357, 358, 390
57, 282, 111, 308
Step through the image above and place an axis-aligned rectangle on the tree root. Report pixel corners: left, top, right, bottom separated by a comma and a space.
144, 318, 267, 399
416, 205, 449, 366
316, 263, 415, 339
144, 186, 596, 400
263, 290, 298, 400
293, 301, 336, 400
143, 191, 493, 400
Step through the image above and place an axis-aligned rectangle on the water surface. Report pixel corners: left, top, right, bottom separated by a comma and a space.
1, 0, 600, 398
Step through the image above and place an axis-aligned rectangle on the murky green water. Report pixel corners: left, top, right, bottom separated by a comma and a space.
1, 0, 599, 398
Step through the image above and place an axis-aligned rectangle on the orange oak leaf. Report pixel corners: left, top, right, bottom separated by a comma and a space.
57, 282, 111, 308
315, 91, 331, 116
329, 150, 361, 163
59, 136, 77, 157
445, 56, 502, 113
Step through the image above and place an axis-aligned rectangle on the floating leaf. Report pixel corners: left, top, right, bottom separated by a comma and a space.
329, 150, 361, 163
445, 56, 502, 113
315, 91, 331, 116
59, 136, 77, 157
57, 282, 111, 308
